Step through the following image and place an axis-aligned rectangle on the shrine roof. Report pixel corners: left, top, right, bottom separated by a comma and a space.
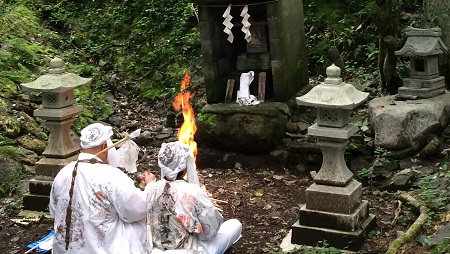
395, 27, 448, 57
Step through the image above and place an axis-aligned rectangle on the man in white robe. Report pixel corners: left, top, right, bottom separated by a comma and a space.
146, 141, 242, 254
50, 123, 155, 253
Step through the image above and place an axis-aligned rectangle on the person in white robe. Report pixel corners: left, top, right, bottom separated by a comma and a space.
49, 123, 155, 253
146, 141, 242, 254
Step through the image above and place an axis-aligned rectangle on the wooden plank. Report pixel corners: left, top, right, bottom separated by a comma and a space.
224, 79, 235, 103
258, 72, 266, 102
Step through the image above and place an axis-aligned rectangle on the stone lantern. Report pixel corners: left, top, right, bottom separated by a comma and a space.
291, 64, 375, 250
20, 57, 91, 211
395, 27, 448, 99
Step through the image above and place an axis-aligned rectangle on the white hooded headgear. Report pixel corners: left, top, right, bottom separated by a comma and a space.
158, 141, 199, 185
80, 123, 113, 149
79, 123, 121, 166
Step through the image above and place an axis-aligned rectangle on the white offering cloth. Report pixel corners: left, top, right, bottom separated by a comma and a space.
236, 71, 259, 106
50, 152, 152, 253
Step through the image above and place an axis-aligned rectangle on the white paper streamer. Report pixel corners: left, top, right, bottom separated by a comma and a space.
222, 4, 234, 43
240, 5, 251, 43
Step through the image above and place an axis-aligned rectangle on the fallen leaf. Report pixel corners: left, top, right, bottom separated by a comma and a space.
272, 175, 284, 180
255, 189, 264, 197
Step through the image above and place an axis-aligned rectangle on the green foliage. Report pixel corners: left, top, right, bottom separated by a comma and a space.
73, 86, 114, 133
0, 163, 22, 198
432, 238, 450, 254
0, 5, 54, 84
304, 0, 379, 75
412, 171, 450, 224
28, 0, 201, 100
357, 167, 375, 182
0, 135, 14, 146
197, 113, 217, 128
374, 147, 391, 161
0, 145, 24, 159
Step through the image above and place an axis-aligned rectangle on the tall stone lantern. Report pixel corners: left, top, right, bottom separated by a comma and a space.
20, 57, 91, 211
292, 64, 375, 250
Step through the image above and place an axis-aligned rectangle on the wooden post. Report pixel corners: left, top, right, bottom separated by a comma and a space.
225, 79, 235, 103
258, 72, 266, 102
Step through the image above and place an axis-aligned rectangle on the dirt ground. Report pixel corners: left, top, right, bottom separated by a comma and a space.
0, 164, 431, 253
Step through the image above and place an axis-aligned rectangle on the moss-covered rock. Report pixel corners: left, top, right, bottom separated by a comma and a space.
0, 98, 7, 113
17, 135, 47, 155
19, 111, 36, 132
0, 154, 23, 197
0, 114, 21, 138
0, 77, 18, 98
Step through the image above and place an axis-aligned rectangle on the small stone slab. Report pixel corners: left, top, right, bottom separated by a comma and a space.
308, 123, 358, 141
299, 201, 368, 231
23, 193, 50, 212
35, 155, 78, 177
291, 214, 376, 251
28, 179, 53, 196
305, 179, 362, 214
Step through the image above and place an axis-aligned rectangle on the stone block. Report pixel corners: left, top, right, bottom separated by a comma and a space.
23, 193, 50, 212
291, 214, 376, 251
299, 201, 368, 231
28, 179, 53, 196
308, 123, 358, 141
305, 180, 362, 214
35, 155, 77, 177
34, 105, 82, 121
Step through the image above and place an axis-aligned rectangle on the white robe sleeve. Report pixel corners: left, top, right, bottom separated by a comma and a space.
195, 189, 224, 241
110, 171, 149, 223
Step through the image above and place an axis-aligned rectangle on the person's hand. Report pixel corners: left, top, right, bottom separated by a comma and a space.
140, 171, 156, 185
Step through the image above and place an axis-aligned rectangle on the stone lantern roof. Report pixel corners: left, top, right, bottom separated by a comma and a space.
395, 27, 448, 57
21, 57, 92, 93
296, 64, 368, 110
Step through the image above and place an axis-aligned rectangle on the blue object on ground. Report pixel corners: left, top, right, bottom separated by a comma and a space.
26, 230, 55, 253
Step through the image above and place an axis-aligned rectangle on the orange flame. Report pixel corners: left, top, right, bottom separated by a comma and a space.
173, 72, 197, 160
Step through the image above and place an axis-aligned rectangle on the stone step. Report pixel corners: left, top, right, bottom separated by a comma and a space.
23, 193, 50, 212
28, 179, 53, 196
291, 214, 376, 251
299, 200, 368, 231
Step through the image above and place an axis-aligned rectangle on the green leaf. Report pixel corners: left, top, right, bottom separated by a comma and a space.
255, 189, 264, 197
262, 170, 272, 176
440, 162, 448, 170
416, 235, 433, 246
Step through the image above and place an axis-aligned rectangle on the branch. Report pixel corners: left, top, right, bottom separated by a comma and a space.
385, 193, 428, 254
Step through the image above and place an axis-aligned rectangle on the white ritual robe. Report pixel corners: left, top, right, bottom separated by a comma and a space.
50, 153, 150, 254
146, 180, 228, 254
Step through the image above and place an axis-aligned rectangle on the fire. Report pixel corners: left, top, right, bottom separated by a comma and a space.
173, 71, 197, 160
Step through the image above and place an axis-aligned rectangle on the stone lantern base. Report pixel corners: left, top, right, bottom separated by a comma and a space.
291, 180, 376, 251
397, 76, 445, 99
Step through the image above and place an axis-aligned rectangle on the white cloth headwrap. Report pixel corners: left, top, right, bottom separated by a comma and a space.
158, 141, 199, 186
80, 123, 113, 149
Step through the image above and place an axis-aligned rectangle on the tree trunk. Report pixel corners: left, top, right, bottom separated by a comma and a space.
423, 0, 450, 88
374, 0, 401, 95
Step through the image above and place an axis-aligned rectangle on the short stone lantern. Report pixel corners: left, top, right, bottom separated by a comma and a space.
291, 64, 375, 250
20, 57, 91, 211
395, 27, 448, 99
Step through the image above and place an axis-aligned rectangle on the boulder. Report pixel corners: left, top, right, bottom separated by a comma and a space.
0, 77, 18, 98
368, 93, 450, 151
0, 114, 21, 138
17, 135, 47, 155
198, 102, 290, 154
0, 154, 23, 197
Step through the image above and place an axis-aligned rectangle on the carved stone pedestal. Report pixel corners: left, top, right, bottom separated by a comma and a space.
291, 180, 376, 251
